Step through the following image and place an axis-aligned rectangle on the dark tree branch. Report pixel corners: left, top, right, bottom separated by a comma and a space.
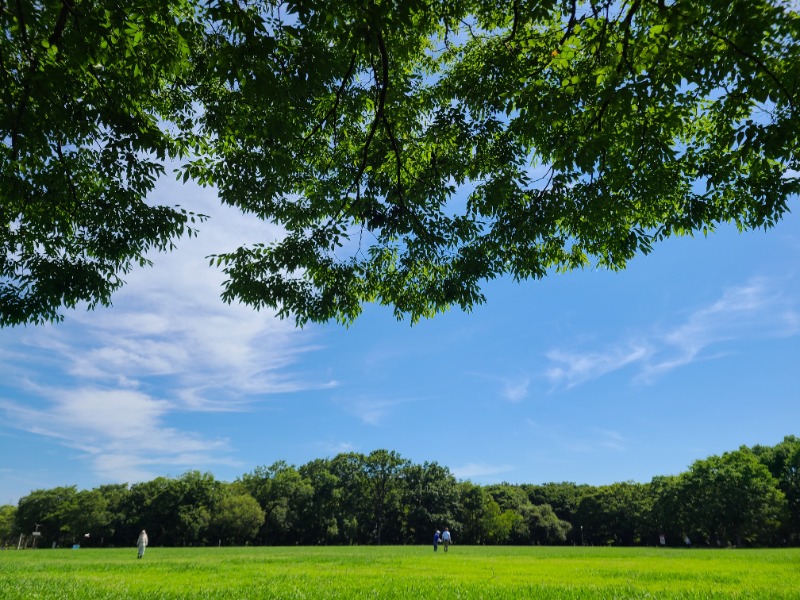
299, 52, 358, 153
346, 30, 388, 198
375, 30, 402, 197
56, 139, 80, 208
559, 0, 578, 46
322, 27, 390, 234
504, 0, 520, 43
11, 0, 34, 160
14, 0, 30, 57
49, 0, 76, 47
616, 0, 641, 76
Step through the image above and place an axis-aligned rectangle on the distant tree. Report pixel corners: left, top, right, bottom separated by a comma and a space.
457, 482, 511, 544
490, 508, 520, 545
209, 488, 265, 546
486, 484, 531, 513
4, 1, 798, 327
525, 503, 572, 545
576, 482, 650, 546
124, 471, 222, 546
0, 505, 17, 546
454, 482, 482, 544
6, 439, 798, 548
524, 482, 592, 544
63, 489, 111, 547
649, 475, 684, 546
125, 476, 174, 546
15, 486, 77, 547
753, 435, 800, 544
402, 462, 460, 544
328, 453, 370, 544
177, 504, 211, 546
676, 448, 787, 547
297, 458, 342, 545
94, 483, 132, 546
363, 450, 409, 544
239, 461, 313, 545
486, 484, 536, 544
173, 471, 223, 545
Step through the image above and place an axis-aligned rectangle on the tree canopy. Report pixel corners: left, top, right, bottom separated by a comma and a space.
4, 438, 797, 548
3, 0, 799, 326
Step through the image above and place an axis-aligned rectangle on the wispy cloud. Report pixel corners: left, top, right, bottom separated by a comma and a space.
640, 279, 799, 380
451, 462, 514, 481
546, 344, 651, 389
466, 372, 532, 403
336, 395, 405, 426
316, 441, 357, 456
545, 278, 799, 388
526, 420, 626, 454
501, 375, 531, 402
0, 387, 235, 483
0, 180, 332, 482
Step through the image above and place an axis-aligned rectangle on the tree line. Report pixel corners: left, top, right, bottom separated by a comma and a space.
1, 436, 797, 549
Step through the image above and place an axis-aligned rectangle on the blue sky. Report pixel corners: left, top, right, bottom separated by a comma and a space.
1, 177, 799, 506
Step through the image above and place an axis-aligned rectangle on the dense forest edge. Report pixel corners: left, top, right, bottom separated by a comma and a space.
1, 436, 797, 549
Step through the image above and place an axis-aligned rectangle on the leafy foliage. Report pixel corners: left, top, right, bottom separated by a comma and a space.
2, 0, 798, 326
675, 447, 787, 546
10, 440, 799, 548
209, 492, 265, 545
1, 0, 205, 325
0, 504, 17, 545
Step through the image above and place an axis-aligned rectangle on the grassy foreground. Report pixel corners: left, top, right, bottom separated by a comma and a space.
1, 545, 798, 599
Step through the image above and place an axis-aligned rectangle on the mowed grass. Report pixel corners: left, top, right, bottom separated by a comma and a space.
1, 545, 799, 599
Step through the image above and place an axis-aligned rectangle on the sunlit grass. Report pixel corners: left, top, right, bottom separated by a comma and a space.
1, 545, 798, 598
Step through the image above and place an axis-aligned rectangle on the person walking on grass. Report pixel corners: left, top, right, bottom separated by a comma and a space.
136, 530, 148, 559
442, 527, 451, 552
433, 530, 440, 552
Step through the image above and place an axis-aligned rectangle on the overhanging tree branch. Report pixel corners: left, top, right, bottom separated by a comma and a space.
49, 0, 76, 47
701, 26, 796, 117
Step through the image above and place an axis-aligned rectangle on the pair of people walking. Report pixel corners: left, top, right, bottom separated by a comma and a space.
433, 527, 451, 552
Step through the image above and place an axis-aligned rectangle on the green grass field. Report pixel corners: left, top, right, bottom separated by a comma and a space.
1, 545, 798, 599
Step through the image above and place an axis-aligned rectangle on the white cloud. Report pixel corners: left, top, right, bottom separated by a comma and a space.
0, 387, 235, 483
640, 279, 800, 380
0, 177, 334, 482
12, 181, 333, 409
546, 344, 650, 389
451, 462, 514, 481
593, 428, 626, 451
525, 421, 626, 454
317, 441, 357, 455
466, 371, 532, 403
337, 395, 403, 426
545, 278, 799, 388
501, 376, 530, 402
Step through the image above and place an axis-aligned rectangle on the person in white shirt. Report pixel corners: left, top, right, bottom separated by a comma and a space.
136, 530, 149, 559
442, 527, 451, 552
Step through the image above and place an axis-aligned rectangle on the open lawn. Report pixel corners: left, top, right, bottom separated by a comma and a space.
1, 545, 798, 599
